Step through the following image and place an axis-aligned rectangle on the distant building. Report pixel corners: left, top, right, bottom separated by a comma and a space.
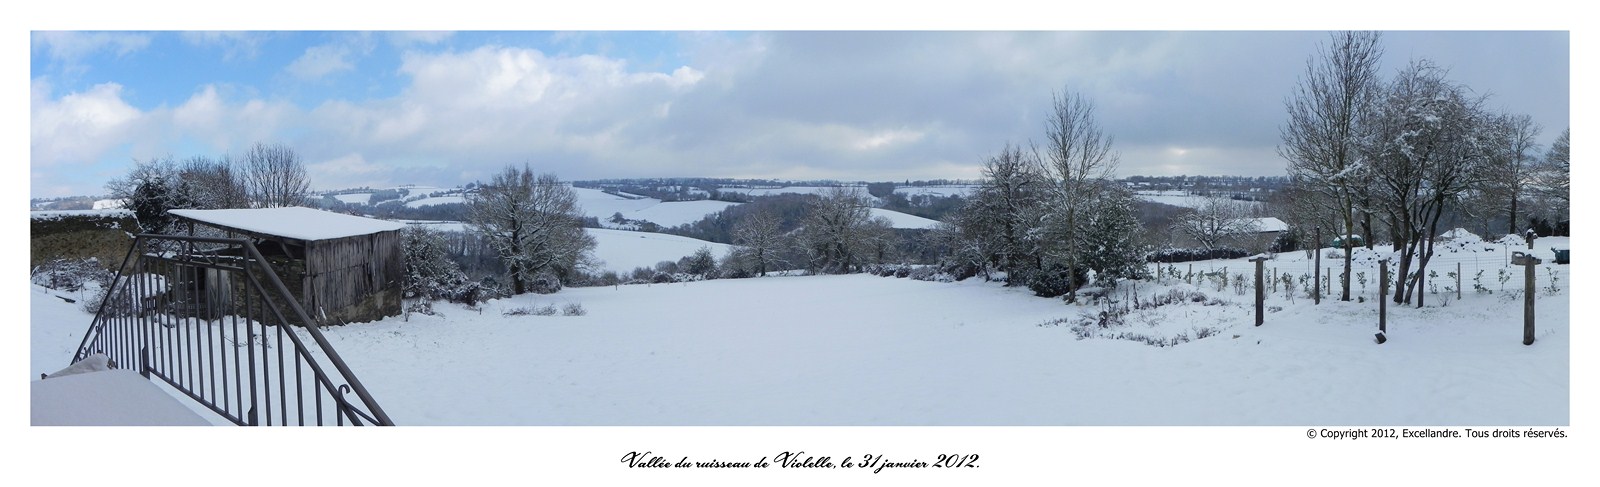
169, 207, 404, 324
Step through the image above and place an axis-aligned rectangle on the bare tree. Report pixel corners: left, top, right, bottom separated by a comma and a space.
179, 155, 251, 209
1172, 196, 1259, 256
241, 142, 311, 208
1279, 31, 1384, 302
1533, 127, 1569, 217
731, 208, 785, 276
796, 187, 875, 274
1366, 60, 1489, 306
1477, 113, 1543, 235
1036, 89, 1119, 303
468, 165, 596, 294
944, 143, 1048, 283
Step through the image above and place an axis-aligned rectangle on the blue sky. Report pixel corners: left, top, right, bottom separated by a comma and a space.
29, 30, 1570, 198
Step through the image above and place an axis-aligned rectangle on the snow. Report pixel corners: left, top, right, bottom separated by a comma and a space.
169, 207, 405, 241
284, 250, 1566, 425
332, 193, 372, 205
1251, 217, 1289, 233
1135, 191, 1266, 210
572, 187, 661, 221
893, 185, 978, 198
27, 236, 1571, 426
31, 369, 214, 426
869, 208, 939, 229
586, 228, 733, 273
21, 230, 1576, 480
719, 186, 844, 197
624, 200, 741, 228
1440, 227, 1481, 241
29, 208, 135, 220
402, 223, 731, 274
404, 195, 467, 208
92, 198, 125, 209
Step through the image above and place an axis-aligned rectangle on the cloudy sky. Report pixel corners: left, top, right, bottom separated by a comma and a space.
29, 30, 1568, 198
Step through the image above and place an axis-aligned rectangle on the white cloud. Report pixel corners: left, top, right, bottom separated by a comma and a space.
180, 31, 269, 60
30, 81, 143, 166
287, 44, 357, 80
386, 31, 453, 47
308, 153, 391, 190
32, 31, 151, 62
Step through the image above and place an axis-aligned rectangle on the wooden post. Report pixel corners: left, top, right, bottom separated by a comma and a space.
1456, 262, 1462, 300
1314, 228, 1321, 305
1511, 252, 1540, 345
1377, 259, 1388, 344
1251, 257, 1267, 327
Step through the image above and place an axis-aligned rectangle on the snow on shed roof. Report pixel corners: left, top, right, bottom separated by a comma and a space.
169, 207, 404, 241
1252, 217, 1288, 233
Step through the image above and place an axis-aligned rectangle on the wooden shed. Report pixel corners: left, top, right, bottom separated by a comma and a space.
169, 207, 404, 325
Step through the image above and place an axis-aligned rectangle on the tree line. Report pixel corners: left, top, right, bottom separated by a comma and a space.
105, 142, 313, 234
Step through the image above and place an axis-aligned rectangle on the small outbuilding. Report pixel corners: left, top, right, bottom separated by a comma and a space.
169, 207, 404, 325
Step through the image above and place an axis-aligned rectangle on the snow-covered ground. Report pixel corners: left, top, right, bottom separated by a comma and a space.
404, 195, 466, 208
331, 193, 372, 205
894, 185, 978, 198
624, 200, 742, 228
1135, 190, 1267, 210
403, 222, 728, 274
586, 228, 733, 273
718, 186, 844, 197
32, 233, 1569, 426
869, 208, 939, 229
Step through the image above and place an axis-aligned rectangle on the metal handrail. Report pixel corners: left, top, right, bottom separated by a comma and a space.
71, 233, 394, 426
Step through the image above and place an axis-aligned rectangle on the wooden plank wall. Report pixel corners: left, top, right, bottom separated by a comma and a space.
303, 230, 402, 322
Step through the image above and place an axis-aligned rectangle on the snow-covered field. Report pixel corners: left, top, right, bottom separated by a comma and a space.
586, 228, 733, 273
718, 186, 843, 197
869, 208, 938, 229
403, 222, 727, 274
1135, 190, 1267, 210
331, 193, 371, 205
404, 195, 466, 208
624, 199, 742, 228
894, 185, 978, 198
31, 233, 1569, 426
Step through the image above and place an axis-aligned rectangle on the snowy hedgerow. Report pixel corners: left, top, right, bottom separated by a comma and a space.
402, 225, 495, 305
680, 246, 718, 277
528, 272, 563, 295
31, 258, 112, 293
504, 304, 559, 316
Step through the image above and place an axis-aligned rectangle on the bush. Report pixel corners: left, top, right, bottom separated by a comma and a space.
1268, 231, 1301, 253
1027, 264, 1089, 298
31, 258, 112, 292
503, 304, 558, 316
562, 303, 587, 316
528, 272, 562, 294
1146, 247, 1249, 264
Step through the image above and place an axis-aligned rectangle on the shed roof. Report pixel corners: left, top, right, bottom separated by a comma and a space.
1251, 217, 1289, 233
169, 207, 404, 242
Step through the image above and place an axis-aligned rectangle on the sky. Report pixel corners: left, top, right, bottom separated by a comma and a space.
27, 30, 1570, 198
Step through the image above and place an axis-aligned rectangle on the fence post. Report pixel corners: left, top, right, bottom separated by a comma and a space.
1512, 252, 1540, 345
1377, 259, 1389, 343
1314, 228, 1321, 305
1251, 256, 1267, 327
1456, 262, 1462, 300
